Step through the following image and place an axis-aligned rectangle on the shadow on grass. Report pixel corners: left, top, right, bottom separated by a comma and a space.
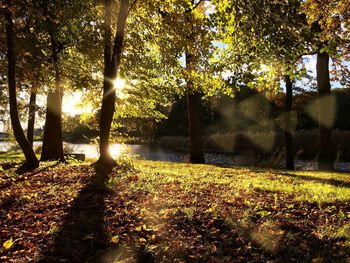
38, 166, 112, 263
168, 209, 349, 262
276, 172, 350, 189
0, 163, 59, 190
213, 164, 350, 189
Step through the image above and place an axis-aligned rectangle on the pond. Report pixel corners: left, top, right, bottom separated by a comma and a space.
0, 141, 234, 164
1, 141, 349, 171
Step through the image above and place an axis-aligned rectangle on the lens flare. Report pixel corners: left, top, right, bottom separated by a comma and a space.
113, 78, 125, 91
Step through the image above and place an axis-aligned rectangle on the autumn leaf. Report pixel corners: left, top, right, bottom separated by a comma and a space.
111, 235, 119, 244
139, 238, 147, 244
3, 238, 13, 250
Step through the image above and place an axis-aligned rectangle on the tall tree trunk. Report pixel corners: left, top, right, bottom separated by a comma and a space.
284, 75, 294, 170
41, 89, 64, 161
185, 51, 205, 164
27, 92, 36, 148
4, 0, 39, 169
40, 2, 64, 162
98, 0, 129, 165
317, 50, 334, 170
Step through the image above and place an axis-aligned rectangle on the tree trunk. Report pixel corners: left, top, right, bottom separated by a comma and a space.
27, 92, 36, 148
185, 51, 205, 164
317, 50, 334, 170
41, 90, 64, 161
284, 75, 294, 170
4, 0, 39, 169
98, 0, 129, 165
40, 2, 64, 162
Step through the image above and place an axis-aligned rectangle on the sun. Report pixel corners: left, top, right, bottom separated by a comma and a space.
113, 78, 125, 91
63, 91, 84, 116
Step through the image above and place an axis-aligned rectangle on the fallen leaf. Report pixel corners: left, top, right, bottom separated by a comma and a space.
111, 235, 119, 244
3, 238, 13, 250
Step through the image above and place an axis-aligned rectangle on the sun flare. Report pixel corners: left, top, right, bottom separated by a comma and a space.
109, 144, 123, 158
113, 78, 125, 90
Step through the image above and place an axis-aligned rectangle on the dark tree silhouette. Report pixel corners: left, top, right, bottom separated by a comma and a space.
284, 75, 294, 170
317, 50, 335, 171
4, 0, 39, 170
27, 92, 36, 148
98, 0, 129, 166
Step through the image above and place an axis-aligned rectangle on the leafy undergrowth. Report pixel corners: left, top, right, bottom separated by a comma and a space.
1, 160, 350, 262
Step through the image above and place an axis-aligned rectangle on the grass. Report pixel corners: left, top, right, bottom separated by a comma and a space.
0, 158, 350, 262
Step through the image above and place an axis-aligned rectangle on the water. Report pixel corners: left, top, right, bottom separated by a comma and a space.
1, 141, 349, 171
0, 141, 235, 164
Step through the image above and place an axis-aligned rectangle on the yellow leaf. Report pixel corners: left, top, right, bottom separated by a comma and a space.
3, 238, 13, 250
211, 244, 217, 253
135, 226, 142, 232
151, 234, 156, 241
139, 238, 146, 243
111, 236, 119, 244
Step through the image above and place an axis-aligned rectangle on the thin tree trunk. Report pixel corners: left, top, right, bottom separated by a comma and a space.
27, 92, 36, 147
317, 50, 334, 170
185, 51, 205, 164
4, 0, 39, 169
284, 75, 294, 170
40, 2, 64, 162
98, 0, 129, 165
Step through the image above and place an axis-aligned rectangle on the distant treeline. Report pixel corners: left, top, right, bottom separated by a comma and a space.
158, 129, 350, 161
154, 87, 350, 137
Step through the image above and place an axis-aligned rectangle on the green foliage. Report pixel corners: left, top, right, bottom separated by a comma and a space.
114, 146, 136, 173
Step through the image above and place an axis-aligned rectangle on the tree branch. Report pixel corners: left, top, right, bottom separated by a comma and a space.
127, 0, 137, 17
0, 48, 7, 56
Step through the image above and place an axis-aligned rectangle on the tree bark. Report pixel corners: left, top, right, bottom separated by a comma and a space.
316, 50, 334, 171
4, 0, 39, 169
27, 92, 36, 148
185, 51, 205, 164
41, 90, 64, 161
40, 1, 64, 162
284, 75, 294, 170
98, 0, 129, 165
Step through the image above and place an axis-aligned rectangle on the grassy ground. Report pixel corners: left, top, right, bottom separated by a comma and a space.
0, 157, 350, 262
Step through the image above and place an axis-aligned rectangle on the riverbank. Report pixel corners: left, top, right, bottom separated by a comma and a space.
1, 159, 350, 262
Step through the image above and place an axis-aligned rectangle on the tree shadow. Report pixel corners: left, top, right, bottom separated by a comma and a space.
0, 163, 59, 190
38, 166, 112, 263
276, 171, 350, 189
167, 209, 349, 262
213, 164, 350, 189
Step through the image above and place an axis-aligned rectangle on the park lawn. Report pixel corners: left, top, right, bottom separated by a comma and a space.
0, 159, 350, 262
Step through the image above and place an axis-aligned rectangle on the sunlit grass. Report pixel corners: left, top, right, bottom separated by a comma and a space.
1, 159, 350, 261
134, 161, 350, 203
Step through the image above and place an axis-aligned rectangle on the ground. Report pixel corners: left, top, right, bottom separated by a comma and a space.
1, 156, 350, 262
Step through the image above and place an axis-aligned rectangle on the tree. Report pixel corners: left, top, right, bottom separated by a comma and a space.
301, 0, 344, 170
3, 0, 39, 169
27, 91, 36, 147
22, 0, 98, 161
156, 0, 223, 164
316, 48, 335, 170
97, 0, 130, 165
214, 0, 315, 169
